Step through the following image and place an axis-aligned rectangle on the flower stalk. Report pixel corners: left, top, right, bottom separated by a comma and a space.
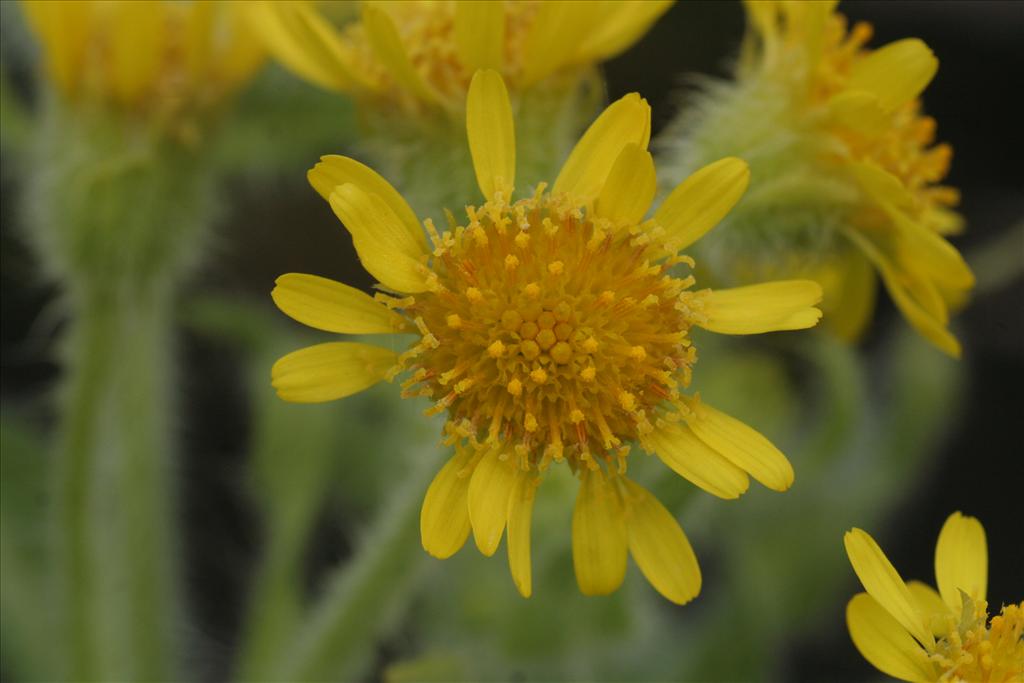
27, 101, 216, 681
272, 446, 442, 682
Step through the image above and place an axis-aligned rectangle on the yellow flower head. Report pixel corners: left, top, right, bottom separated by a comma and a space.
845, 512, 1024, 682
249, 0, 671, 112
667, 0, 973, 357
271, 70, 823, 602
22, 0, 263, 115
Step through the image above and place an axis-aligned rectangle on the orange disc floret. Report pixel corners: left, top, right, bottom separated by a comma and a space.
399, 189, 700, 474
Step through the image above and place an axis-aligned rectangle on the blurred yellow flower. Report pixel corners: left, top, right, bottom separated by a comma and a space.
270, 70, 822, 603
22, 0, 263, 115
248, 0, 671, 112
845, 512, 1023, 682
665, 0, 973, 357
748, 0, 973, 355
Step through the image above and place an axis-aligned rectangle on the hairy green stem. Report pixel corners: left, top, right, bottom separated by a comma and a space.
55, 278, 179, 680
55, 290, 114, 680
31, 107, 212, 680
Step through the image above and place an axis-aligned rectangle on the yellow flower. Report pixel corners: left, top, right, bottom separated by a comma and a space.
248, 0, 671, 112
845, 512, 1023, 682
271, 70, 823, 602
22, 0, 263, 115
666, 0, 973, 357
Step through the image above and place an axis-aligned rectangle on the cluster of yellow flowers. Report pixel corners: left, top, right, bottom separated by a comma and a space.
22, 1, 1015, 680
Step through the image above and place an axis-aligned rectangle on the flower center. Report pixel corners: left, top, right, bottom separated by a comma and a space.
392, 189, 704, 473
343, 2, 541, 106
931, 599, 1024, 682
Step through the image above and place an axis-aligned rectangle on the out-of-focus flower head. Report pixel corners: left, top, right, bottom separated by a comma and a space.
845, 512, 1023, 682
661, 0, 973, 357
248, 0, 671, 114
22, 1, 264, 122
269, 69, 824, 603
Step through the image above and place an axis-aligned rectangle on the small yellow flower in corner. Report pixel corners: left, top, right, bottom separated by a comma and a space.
271, 70, 823, 603
844, 512, 1023, 682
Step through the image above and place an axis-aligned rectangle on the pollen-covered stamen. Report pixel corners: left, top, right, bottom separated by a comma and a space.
928, 598, 1024, 682
397, 189, 703, 473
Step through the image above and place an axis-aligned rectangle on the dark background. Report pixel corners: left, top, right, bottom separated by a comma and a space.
2, 2, 1021, 681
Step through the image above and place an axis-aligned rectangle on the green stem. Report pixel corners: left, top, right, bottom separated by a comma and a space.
55, 288, 117, 680
234, 522, 306, 680
114, 283, 177, 678
273, 448, 442, 682
55, 278, 179, 680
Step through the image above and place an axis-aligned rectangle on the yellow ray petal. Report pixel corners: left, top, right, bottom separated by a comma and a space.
553, 93, 651, 205
215, 4, 268, 89
900, 261, 949, 325
698, 280, 823, 335
467, 449, 517, 557
271, 273, 410, 334
644, 422, 750, 500
934, 511, 988, 612
329, 184, 429, 293
847, 593, 936, 683
844, 528, 935, 648
420, 446, 474, 559
520, 1, 603, 86
362, 3, 441, 105
850, 161, 916, 211
883, 203, 975, 292
828, 90, 890, 134
22, 1, 94, 96
743, 0, 779, 43
271, 342, 395, 403
109, 1, 166, 105
844, 228, 961, 358
782, 0, 838, 66
309, 155, 426, 252
655, 157, 750, 252
506, 470, 538, 598
572, 470, 627, 596
685, 403, 794, 492
183, 2, 216, 83
466, 69, 515, 203
623, 478, 701, 605
454, 1, 505, 72
907, 580, 953, 638
575, 1, 673, 64
824, 250, 878, 343
245, 1, 355, 92
594, 144, 657, 225
847, 38, 938, 111
924, 206, 965, 236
